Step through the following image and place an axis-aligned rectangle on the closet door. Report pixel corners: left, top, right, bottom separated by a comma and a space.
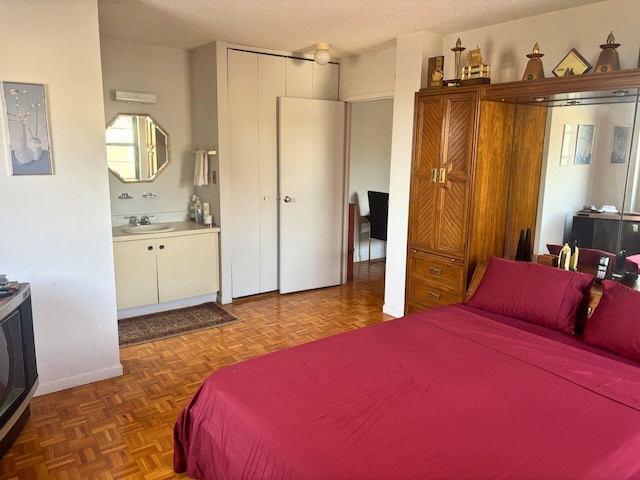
258, 54, 285, 292
228, 50, 260, 298
278, 97, 346, 294
229, 50, 286, 298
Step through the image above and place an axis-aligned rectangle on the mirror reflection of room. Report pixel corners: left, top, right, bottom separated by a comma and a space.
536, 96, 640, 275
105, 114, 170, 182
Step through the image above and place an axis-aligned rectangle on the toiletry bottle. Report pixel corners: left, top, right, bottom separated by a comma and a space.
189, 195, 197, 221
196, 198, 203, 223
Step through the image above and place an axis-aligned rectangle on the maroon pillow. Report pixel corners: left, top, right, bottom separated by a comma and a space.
468, 256, 594, 334
583, 280, 640, 361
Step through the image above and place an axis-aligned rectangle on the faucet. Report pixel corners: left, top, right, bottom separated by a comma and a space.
128, 216, 140, 226
140, 215, 154, 225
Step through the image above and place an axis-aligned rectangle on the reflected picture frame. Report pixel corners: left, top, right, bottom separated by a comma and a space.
559, 124, 577, 166
610, 126, 630, 164
575, 124, 595, 165
1, 81, 54, 175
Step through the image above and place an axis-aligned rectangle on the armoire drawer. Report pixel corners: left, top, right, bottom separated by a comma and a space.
406, 275, 465, 309
408, 250, 464, 288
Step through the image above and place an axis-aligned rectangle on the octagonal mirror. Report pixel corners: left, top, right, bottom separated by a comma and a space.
106, 114, 170, 182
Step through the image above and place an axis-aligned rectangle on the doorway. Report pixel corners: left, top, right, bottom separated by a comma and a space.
347, 98, 394, 263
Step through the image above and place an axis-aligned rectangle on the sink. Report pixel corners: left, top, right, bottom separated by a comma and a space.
121, 224, 176, 234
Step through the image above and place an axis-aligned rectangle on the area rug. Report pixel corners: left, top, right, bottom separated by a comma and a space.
118, 302, 241, 347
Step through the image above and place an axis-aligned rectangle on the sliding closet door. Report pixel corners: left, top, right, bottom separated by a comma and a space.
278, 97, 346, 294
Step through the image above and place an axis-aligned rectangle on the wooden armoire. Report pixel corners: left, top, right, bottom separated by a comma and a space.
405, 85, 546, 314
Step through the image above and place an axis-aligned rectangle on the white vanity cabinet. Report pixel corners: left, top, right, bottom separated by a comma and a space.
113, 224, 220, 310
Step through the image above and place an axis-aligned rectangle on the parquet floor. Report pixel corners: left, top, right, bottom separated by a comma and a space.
0, 260, 387, 479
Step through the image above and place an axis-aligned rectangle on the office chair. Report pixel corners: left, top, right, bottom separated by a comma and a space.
365, 191, 389, 261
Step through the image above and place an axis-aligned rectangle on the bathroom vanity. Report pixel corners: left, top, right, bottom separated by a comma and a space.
112, 222, 220, 311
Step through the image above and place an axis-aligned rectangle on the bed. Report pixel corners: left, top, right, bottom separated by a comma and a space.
174, 256, 640, 479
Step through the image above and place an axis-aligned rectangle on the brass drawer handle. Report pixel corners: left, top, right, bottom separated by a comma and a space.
439, 167, 446, 183
428, 291, 441, 299
429, 267, 442, 275
431, 168, 437, 183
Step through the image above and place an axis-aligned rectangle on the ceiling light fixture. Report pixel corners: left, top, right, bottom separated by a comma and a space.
314, 43, 331, 65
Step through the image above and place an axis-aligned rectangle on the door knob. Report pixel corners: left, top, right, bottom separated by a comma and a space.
283, 196, 292, 203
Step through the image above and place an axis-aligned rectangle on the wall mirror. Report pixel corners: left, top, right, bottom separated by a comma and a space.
485, 71, 640, 274
106, 114, 170, 182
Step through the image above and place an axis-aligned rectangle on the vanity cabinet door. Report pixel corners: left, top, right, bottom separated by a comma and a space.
156, 233, 219, 303
113, 240, 158, 309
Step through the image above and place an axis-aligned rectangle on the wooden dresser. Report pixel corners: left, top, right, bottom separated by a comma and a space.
405, 86, 546, 314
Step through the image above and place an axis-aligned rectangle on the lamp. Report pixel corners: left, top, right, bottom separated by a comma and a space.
314, 43, 331, 65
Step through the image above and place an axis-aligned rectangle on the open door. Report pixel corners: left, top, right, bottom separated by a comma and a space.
278, 97, 346, 294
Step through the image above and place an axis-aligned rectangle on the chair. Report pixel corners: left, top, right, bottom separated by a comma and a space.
365, 191, 389, 261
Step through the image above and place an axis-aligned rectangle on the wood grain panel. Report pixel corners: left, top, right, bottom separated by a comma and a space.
503, 104, 548, 258
466, 100, 516, 273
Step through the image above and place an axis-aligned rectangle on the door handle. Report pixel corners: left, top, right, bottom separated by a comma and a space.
431, 168, 437, 183
283, 196, 292, 203
439, 168, 446, 183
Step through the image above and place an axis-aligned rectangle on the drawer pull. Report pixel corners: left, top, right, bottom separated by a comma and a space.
431, 168, 437, 183
429, 267, 442, 275
428, 291, 441, 299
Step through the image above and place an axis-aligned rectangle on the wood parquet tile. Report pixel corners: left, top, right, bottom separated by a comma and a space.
0, 260, 387, 479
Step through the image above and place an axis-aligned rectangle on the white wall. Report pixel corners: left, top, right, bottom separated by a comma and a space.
101, 38, 194, 226
190, 44, 221, 228
383, 32, 443, 318
0, 0, 121, 394
348, 99, 393, 261
340, 47, 396, 102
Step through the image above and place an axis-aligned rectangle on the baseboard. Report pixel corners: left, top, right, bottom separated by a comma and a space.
35, 364, 124, 396
117, 293, 218, 319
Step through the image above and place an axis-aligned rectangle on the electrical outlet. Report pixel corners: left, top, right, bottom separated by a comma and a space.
633, 224, 639, 233
211, 170, 217, 184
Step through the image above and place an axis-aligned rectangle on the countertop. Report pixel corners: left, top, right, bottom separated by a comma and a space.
112, 221, 220, 242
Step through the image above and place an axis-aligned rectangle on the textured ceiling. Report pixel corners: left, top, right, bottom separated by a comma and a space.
97, 0, 603, 57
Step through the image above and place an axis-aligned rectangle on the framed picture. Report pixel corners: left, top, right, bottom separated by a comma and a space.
426, 56, 444, 89
1, 81, 53, 175
610, 126, 630, 164
559, 124, 577, 166
575, 124, 595, 165
552, 49, 592, 77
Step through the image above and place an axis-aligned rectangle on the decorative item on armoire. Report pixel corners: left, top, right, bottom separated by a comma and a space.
460, 46, 490, 86
446, 38, 466, 86
569, 240, 580, 271
426, 56, 445, 90
595, 31, 620, 73
522, 43, 545, 80
553, 48, 592, 76
515, 228, 532, 262
558, 242, 571, 270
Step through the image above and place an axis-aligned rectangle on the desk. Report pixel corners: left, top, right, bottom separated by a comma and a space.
571, 212, 640, 256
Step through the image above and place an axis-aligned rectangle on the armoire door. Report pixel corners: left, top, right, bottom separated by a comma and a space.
278, 97, 346, 294
408, 89, 477, 260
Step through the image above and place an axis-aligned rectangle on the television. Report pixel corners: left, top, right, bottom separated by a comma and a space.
0, 284, 38, 458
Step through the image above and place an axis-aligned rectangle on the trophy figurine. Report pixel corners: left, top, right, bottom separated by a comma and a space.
595, 31, 620, 73
522, 43, 545, 80
461, 45, 491, 85
451, 38, 466, 83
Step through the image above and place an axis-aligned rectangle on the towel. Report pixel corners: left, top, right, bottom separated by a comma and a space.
194, 149, 208, 186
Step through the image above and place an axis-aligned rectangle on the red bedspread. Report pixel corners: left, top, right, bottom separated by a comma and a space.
174, 305, 640, 479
